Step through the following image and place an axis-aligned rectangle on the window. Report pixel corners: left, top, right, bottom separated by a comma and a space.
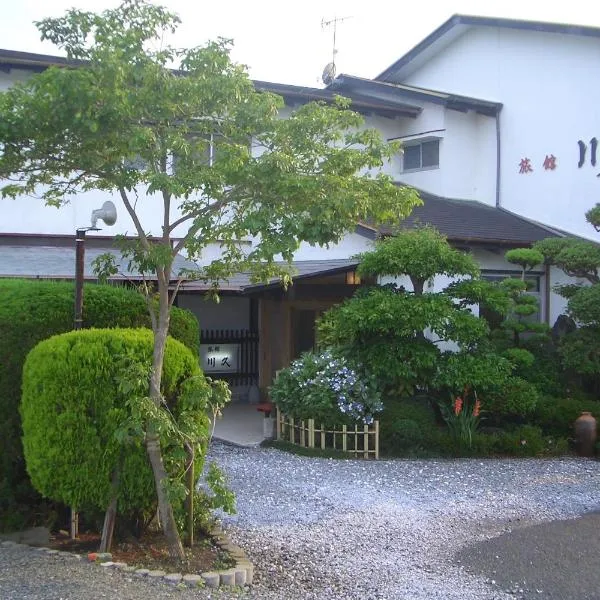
402, 139, 440, 172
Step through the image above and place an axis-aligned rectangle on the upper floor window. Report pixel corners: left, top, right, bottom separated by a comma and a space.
402, 139, 440, 172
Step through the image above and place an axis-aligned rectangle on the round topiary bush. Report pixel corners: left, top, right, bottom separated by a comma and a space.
0, 279, 199, 530
20, 328, 210, 524
378, 397, 438, 455
484, 376, 540, 418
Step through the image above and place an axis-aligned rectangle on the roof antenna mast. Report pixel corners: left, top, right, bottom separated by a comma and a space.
320, 15, 352, 85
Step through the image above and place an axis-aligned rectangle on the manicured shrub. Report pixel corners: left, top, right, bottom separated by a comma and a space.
531, 395, 600, 438
378, 397, 438, 455
493, 425, 547, 457
0, 279, 199, 531
483, 376, 540, 418
270, 351, 383, 426
21, 328, 210, 526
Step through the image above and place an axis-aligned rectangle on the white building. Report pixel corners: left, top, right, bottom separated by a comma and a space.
1, 14, 597, 393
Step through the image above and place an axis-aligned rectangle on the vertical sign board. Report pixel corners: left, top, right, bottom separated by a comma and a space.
200, 343, 240, 373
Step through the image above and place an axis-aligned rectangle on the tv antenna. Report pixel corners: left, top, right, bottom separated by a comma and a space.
320, 15, 352, 85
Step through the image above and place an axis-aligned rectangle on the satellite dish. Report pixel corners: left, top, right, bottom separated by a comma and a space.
91, 201, 117, 228
322, 61, 336, 85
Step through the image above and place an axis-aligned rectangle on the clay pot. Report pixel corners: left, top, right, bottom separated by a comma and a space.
574, 412, 597, 457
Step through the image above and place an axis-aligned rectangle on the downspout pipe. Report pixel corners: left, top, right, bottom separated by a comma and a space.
495, 109, 501, 208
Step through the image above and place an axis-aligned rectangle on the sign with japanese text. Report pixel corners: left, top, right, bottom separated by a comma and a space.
200, 343, 240, 373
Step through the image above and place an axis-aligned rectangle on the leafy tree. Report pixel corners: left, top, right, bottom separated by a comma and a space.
318, 228, 506, 395
0, 1, 419, 556
534, 209, 600, 391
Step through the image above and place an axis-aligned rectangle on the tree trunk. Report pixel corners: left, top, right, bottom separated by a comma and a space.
411, 277, 425, 296
145, 433, 184, 559
185, 444, 195, 548
145, 272, 185, 560
99, 465, 120, 553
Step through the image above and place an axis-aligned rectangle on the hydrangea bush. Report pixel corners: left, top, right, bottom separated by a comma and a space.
270, 351, 383, 426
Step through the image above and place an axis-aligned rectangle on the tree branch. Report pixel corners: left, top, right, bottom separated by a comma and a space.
172, 198, 229, 254
168, 276, 184, 309
119, 187, 152, 251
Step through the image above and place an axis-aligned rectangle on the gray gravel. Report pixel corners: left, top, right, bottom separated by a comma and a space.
212, 443, 600, 600
1, 443, 599, 599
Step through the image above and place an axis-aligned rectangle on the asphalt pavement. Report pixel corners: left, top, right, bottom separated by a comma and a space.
456, 511, 600, 599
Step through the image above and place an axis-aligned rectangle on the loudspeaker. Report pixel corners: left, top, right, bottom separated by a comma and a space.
91, 201, 117, 228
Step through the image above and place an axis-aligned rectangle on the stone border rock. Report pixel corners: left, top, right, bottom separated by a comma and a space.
1, 524, 253, 590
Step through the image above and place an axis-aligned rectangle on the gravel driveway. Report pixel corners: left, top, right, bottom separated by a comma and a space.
2, 442, 599, 599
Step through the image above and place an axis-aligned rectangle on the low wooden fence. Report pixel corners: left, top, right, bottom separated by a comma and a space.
276, 408, 379, 459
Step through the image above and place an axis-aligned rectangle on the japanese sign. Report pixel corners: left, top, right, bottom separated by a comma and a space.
518, 154, 557, 173
200, 343, 240, 373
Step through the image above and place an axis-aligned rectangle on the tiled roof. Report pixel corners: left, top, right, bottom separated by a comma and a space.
0, 240, 196, 280
180, 259, 360, 293
361, 188, 565, 245
328, 74, 501, 116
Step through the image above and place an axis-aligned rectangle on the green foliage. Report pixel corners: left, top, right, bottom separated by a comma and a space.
585, 204, 600, 231
565, 284, 600, 326
502, 347, 535, 369
534, 238, 600, 284
446, 278, 513, 316
318, 228, 488, 390
532, 395, 600, 437
505, 248, 544, 273
270, 351, 383, 426
20, 328, 211, 526
0, 279, 198, 531
493, 425, 548, 457
432, 350, 513, 395
191, 462, 236, 534
559, 327, 600, 375
357, 227, 479, 293
378, 397, 438, 455
484, 376, 540, 418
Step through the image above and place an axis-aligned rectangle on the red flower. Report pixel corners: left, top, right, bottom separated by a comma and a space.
454, 397, 463, 415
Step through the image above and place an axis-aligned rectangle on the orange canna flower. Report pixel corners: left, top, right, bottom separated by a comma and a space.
473, 399, 481, 417
454, 397, 463, 415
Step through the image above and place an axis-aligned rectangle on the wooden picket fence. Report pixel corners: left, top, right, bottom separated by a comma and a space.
276, 408, 379, 459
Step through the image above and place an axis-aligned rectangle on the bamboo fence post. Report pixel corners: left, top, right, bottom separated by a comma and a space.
375, 420, 379, 460
364, 424, 369, 459
321, 424, 326, 450
342, 425, 347, 452
308, 419, 315, 448
276, 407, 281, 440
300, 420, 306, 447
290, 417, 294, 444
354, 425, 358, 457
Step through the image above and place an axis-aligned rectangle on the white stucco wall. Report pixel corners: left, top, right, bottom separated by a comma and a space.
293, 231, 373, 260
401, 25, 600, 239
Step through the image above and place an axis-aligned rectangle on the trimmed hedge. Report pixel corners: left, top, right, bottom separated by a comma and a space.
21, 328, 209, 521
0, 279, 199, 530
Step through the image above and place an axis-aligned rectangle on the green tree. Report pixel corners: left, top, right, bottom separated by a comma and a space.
534, 209, 600, 391
0, 1, 419, 556
318, 228, 508, 395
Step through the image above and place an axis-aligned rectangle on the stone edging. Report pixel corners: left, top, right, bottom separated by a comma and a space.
0, 525, 253, 590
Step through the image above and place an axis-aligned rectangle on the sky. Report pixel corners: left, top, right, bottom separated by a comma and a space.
3, 0, 600, 86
